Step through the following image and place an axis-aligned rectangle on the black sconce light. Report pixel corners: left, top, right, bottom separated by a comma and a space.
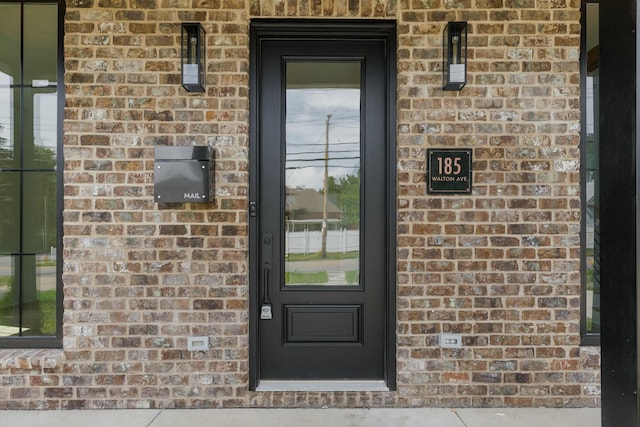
443, 21, 467, 91
181, 23, 206, 92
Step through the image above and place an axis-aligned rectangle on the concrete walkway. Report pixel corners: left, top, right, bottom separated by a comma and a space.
0, 407, 601, 427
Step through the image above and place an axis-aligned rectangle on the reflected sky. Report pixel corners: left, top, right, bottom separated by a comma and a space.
286, 88, 361, 191
0, 71, 57, 151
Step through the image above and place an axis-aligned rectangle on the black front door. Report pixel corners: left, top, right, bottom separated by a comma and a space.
250, 20, 395, 383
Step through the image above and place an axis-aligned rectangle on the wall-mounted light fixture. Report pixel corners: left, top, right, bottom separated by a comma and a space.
443, 21, 467, 91
181, 23, 206, 92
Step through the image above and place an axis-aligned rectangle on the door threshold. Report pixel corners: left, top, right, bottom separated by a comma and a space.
256, 380, 389, 392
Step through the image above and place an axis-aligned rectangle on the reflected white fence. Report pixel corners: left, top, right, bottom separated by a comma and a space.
285, 229, 359, 255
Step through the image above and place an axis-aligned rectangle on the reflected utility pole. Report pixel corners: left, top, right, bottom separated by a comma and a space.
321, 113, 332, 259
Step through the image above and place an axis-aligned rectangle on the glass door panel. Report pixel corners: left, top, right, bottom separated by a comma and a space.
284, 61, 361, 287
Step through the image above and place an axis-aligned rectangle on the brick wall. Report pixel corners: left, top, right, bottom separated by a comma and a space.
0, 0, 600, 409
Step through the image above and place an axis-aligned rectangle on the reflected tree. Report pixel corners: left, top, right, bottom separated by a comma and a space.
327, 171, 360, 230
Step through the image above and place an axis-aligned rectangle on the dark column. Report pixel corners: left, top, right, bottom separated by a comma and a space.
599, 1, 638, 426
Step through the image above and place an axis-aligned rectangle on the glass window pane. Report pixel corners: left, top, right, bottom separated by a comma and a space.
284, 62, 361, 287
23, 171, 57, 254
22, 254, 56, 336
585, 3, 600, 334
0, 255, 20, 336
36, 255, 58, 336
0, 3, 60, 342
24, 88, 58, 168
0, 172, 20, 253
0, 255, 57, 337
0, 86, 19, 169
23, 4, 58, 84
0, 3, 21, 85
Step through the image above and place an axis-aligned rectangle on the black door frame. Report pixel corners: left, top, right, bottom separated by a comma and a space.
248, 19, 397, 390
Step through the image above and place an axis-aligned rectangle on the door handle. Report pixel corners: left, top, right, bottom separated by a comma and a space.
261, 233, 273, 320
262, 262, 271, 303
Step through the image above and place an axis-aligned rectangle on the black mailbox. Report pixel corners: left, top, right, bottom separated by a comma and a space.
154, 146, 213, 203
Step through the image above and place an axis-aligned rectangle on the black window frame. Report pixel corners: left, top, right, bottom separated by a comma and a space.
580, 0, 600, 345
0, 0, 64, 348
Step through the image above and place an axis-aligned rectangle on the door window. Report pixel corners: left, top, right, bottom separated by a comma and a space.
285, 61, 361, 287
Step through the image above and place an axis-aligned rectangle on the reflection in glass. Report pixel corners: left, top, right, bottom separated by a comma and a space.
24, 254, 57, 336
0, 172, 20, 253
26, 88, 58, 168
0, 4, 21, 84
0, 254, 57, 337
0, 83, 17, 168
0, 256, 19, 336
284, 62, 361, 287
24, 3, 58, 84
23, 172, 57, 254
585, 3, 600, 334
0, 255, 56, 337
0, 4, 21, 169
0, 3, 60, 339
